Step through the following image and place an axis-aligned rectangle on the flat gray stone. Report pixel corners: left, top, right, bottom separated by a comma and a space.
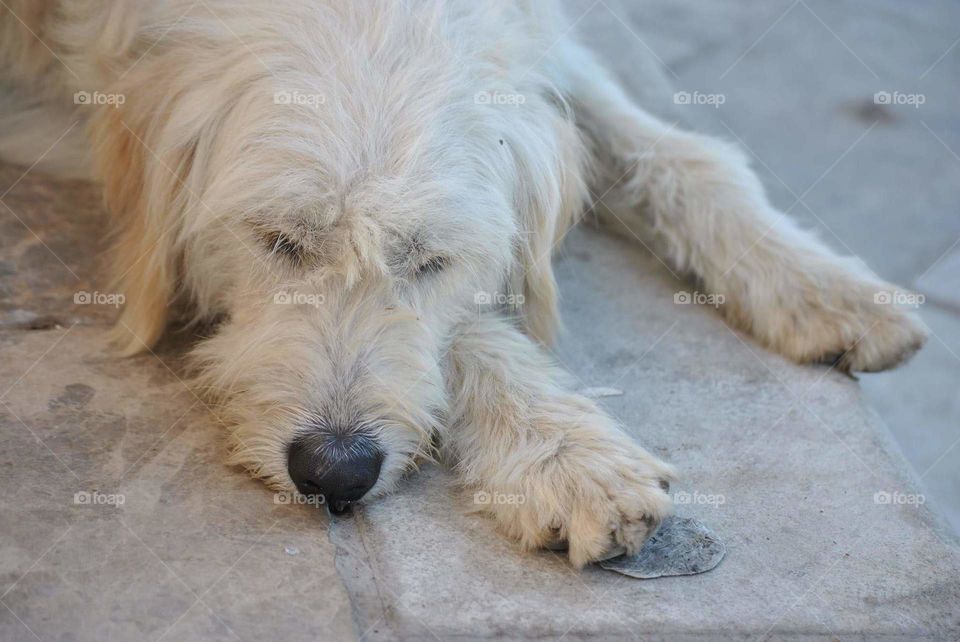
599, 516, 726, 579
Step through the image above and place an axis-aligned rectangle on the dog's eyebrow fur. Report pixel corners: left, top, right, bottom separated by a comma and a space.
259, 229, 308, 264
386, 230, 443, 276
414, 255, 448, 275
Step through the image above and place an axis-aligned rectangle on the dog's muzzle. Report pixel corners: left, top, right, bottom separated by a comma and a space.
287, 433, 383, 515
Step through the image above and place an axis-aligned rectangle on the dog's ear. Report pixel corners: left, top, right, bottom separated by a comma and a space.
507, 91, 588, 347
510, 205, 561, 347
91, 97, 190, 355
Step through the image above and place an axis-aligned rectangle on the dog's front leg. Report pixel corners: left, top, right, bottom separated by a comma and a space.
444, 316, 674, 567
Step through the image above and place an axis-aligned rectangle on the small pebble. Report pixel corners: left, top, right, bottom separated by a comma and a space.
284, 546, 300, 556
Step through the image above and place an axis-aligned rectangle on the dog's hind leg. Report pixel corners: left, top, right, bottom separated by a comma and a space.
554, 42, 926, 372
445, 315, 674, 568
0, 84, 91, 180
0, 1, 91, 179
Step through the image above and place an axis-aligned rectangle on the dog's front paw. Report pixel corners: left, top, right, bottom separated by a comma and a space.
470, 430, 674, 568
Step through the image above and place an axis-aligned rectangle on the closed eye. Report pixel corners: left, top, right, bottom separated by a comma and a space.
261, 229, 307, 265
414, 255, 448, 277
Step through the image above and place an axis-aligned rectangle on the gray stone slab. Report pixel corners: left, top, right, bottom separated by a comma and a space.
329, 226, 960, 641
861, 303, 960, 535
645, 0, 960, 287
0, 164, 116, 329
2, 0, 959, 639
566, 0, 679, 118
573, 0, 791, 76
916, 248, 960, 311
0, 328, 355, 642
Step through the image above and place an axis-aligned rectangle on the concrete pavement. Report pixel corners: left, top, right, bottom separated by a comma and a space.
2, 0, 959, 639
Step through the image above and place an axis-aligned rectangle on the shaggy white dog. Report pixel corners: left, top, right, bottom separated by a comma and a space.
1, 0, 926, 567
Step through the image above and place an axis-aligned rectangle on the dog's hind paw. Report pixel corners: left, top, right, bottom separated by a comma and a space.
737, 267, 929, 373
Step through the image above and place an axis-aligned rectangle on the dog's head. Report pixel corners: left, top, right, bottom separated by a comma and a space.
189, 155, 522, 510
95, 3, 588, 511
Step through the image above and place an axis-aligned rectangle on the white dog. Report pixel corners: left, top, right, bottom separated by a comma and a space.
1, 0, 926, 567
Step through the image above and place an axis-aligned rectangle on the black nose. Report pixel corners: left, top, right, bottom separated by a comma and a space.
287, 435, 383, 514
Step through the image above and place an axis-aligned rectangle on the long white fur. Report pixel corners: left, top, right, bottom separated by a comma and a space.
0, 0, 927, 566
